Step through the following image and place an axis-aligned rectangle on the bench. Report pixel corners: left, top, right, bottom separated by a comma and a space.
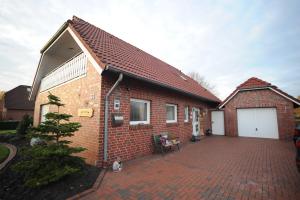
153, 132, 180, 154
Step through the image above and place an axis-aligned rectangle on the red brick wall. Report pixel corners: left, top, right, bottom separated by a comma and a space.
33, 61, 102, 166
99, 72, 216, 165
5, 109, 33, 121
224, 89, 295, 139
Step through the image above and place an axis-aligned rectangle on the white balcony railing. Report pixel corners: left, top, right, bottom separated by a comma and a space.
40, 53, 87, 92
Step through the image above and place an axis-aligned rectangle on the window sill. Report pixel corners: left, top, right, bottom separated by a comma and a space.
129, 124, 153, 130
184, 121, 190, 125
166, 123, 179, 127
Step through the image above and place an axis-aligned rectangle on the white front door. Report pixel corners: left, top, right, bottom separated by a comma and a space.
237, 108, 279, 139
192, 108, 200, 136
211, 111, 225, 135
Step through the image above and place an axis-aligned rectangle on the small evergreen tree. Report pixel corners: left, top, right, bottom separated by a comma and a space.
16, 114, 33, 135
13, 93, 86, 187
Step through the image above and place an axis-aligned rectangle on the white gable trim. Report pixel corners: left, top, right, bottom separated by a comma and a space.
29, 54, 44, 100
29, 26, 103, 101
30, 28, 75, 100
67, 27, 102, 75
269, 87, 300, 106
218, 90, 239, 109
43, 28, 69, 53
219, 86, 300, 109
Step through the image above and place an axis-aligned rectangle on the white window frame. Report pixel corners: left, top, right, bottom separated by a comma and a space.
40, 104, 49, 123
166, 103, 177, 123
184, 106, 189, 122
130, 98, 150, 125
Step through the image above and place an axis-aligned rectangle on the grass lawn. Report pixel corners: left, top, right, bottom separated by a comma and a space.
0, 130, 16, 135
0, 144, 10, 163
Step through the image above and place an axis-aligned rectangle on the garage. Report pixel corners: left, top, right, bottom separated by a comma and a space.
218, 77, 300, 140
211, 111, 225, 135
237, 108, 279, 139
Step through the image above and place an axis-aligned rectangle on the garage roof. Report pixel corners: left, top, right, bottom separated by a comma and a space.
219, 77, 300, 108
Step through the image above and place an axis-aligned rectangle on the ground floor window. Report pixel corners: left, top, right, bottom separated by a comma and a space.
166, 104, 177, 123
40, 104, 49, 123
130, 98, 150, 125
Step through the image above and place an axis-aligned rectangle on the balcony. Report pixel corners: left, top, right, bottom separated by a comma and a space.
40, 53, 87, 92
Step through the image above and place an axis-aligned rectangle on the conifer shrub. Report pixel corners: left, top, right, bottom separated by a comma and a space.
13, 93, 86, 187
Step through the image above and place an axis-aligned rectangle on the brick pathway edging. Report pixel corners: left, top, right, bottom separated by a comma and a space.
0, 143, 17, 171
67, 169, 107, 200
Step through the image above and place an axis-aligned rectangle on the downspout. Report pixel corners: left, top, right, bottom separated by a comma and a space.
103, 73, 123, 166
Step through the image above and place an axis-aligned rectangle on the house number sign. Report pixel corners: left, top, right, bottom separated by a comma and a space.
78, 108, 93, 117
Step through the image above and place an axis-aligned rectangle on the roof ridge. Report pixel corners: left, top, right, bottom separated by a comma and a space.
69, 16, 220, 103
237, 77, 272, 89
70, 16, 187, 73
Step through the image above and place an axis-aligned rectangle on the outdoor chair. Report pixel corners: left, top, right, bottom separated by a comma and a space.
153, 132, 180, 154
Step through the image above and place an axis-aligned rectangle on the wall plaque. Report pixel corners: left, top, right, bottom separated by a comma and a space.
78, 108, 93, 117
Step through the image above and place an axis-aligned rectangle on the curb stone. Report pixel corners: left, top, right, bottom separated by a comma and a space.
0, 143, 17, 171
67, 168, 107, 200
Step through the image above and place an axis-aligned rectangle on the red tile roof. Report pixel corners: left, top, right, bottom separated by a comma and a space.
5, 85, 34, 110
237, 77, 271, 89
219, 77, 300, 108
68, 16, 220, 103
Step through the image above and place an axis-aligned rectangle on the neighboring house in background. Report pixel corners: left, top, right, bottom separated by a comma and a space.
0, 91, 5, 120
1, 85, 34, 121
29, 16, 220, 166
211, 77, 300, 140
295, 96, 300, 125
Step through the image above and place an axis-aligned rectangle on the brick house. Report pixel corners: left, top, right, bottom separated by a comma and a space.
0, 91, 4, 120
1, 85, 34, 121
211, 77, 300, 140
29, 16, 220, 166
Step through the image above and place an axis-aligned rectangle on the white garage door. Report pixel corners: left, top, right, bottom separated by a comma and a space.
211, 111, 225, 135
237, 108, 279, 139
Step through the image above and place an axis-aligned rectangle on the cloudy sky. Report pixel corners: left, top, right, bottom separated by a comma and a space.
0, 0, 299, 100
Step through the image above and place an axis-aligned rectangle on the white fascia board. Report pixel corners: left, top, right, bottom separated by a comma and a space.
269, 87, 300, 106
218, 90, 239, 109
67, 27, 102, 75
29, 54, 43, 100
29, 28, 70, 101
29, 27, 103, 101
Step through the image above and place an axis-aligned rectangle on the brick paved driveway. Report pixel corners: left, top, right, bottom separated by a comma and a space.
85, 136, 300, 200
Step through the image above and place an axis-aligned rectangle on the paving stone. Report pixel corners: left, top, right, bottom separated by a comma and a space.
82, 137, 300, 199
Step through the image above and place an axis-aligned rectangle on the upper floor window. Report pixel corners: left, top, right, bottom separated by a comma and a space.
166, 104, 177, 123
130, 99, 150, 125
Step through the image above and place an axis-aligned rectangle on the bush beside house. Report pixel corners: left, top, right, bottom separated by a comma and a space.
13, 94, 86, 188
0, 121, 19, 130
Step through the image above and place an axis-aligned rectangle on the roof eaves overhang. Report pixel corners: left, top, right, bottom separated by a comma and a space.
103, 65, 220, 105
29, 23, 69, 101
40, 22, 69, 53
29, 21, 106, 101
